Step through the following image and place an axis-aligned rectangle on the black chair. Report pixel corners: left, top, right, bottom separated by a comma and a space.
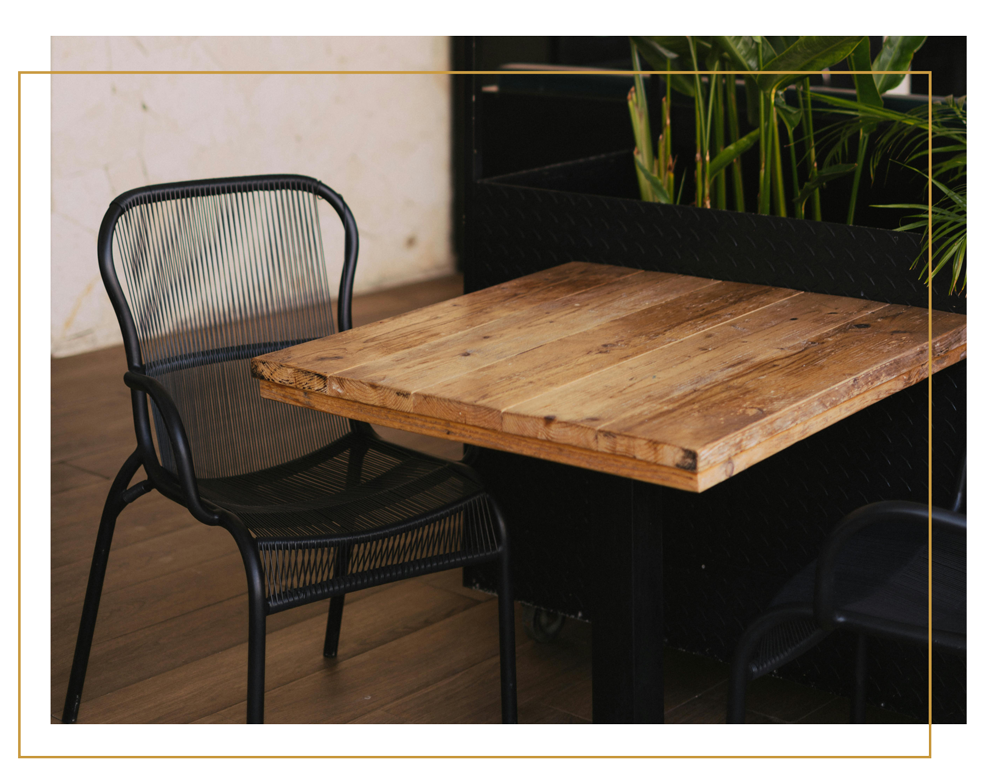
727, 457, 966, 723
62, 175, 517, 724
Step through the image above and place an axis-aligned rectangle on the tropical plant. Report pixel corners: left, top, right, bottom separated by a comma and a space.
626, 35, 927, 225
814, 94, 967, 293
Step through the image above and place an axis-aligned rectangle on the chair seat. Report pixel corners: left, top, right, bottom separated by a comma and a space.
775, 523, 965, 635
746, 520, 966, 678
198, 433, 500, 611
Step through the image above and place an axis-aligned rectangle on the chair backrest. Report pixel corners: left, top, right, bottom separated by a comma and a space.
99, 174, 359, 479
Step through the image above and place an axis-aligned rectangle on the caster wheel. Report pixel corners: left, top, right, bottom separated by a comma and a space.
522, 604, 565, 643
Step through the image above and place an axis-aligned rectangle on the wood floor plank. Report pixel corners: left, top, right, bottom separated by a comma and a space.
544, 645, 730, 722
52, 515, 234, 599
52, 551, 247, 673
63, 446, 143, 482
51, 484, 193, 569
51, 404, 135, 464
350, 274, 463, 328
51, 346, 128, 413
70, 580, 477, 723
696, 678, 835, 723
415, 567, 495, 603
193, 600, 507, 723
380, 617, 591, 723
51, 461, 106, 494
798, 696, 921, 724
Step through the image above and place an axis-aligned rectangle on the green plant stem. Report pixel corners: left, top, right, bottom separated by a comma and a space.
786, 94, 801, 215
629, 42, 654, 202
756, 38, 769, 215
628, 90, 652, 202
725, 72, 745, 212
713, 77, 727, 210
704, 72, 717, 207
759, 93, 770, 215
771, 100, 787, 217
662, 61, 674, 201
801, 78, 821, 220
661, 95, 674, 202
846, 131, 869, 225
688, 37, 705, 207
787, 121, 801, 214
695, 110, 703, 207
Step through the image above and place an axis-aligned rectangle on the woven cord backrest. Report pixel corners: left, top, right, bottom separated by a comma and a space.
108, 176, 351, 479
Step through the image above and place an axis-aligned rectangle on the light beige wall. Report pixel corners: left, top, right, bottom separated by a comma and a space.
51, 36, 452, 357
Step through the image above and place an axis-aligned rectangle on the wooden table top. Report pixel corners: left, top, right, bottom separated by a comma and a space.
252, 262, 967, 492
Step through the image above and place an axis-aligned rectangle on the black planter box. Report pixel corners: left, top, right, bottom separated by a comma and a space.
463, 151, 966, 722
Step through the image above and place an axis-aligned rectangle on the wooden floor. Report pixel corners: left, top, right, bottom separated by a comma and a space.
51, 274, 917, 724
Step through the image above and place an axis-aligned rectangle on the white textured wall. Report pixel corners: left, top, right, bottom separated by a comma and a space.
51, 36, 452, 357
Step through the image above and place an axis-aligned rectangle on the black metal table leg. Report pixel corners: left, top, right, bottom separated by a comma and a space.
591, 479, 665, 723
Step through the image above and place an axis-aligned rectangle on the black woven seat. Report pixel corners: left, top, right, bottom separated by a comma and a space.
61, 174, 517, 723
198, 435, 501, 611
727, 459, 966, 723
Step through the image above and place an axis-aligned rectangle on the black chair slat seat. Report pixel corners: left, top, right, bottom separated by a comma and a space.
62, 174, 517, 724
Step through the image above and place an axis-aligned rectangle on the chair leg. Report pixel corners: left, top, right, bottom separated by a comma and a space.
230, 521, 268, 723
247, 594, 267, 724
323, 595, 346, 658
726, 618, 761, 724
492, 501, 518, 724
62, 450, 147, 724
323, 543, 352, 657
726, 604, 818, 724
850, 633, 868, 724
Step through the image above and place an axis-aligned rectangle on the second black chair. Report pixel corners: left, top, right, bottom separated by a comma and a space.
727, 458, 966, 723
62, 175, 517, 723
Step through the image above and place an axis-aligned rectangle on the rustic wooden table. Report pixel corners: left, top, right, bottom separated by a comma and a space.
253, 261, 967, 722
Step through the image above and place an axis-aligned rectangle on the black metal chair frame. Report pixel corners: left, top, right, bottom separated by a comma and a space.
61, 174, 517, 724
727, 459, 967, 723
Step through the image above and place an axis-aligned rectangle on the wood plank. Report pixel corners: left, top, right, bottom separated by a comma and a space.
691, 342, 967, 488
52, 552, 248, 696
52, 521, 236, 602
68, 581, 477, 723
322, 271, 716, 411
411, 280, 801, 429
51, 346, 128, 414
258, 313, 964, 494
379, 618, 590, 723
193, 599, 508, 723
611, 305, 967, 470
349, 274, 463, 328
51, 483, 194, 570
63, 446, 144, 482
52, 462, 106, 494
259, 380, 702, 492
52, 575, 402, 718
501, 292, 890, 463
51, 403, 136, 464
252, 262, 639, 391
